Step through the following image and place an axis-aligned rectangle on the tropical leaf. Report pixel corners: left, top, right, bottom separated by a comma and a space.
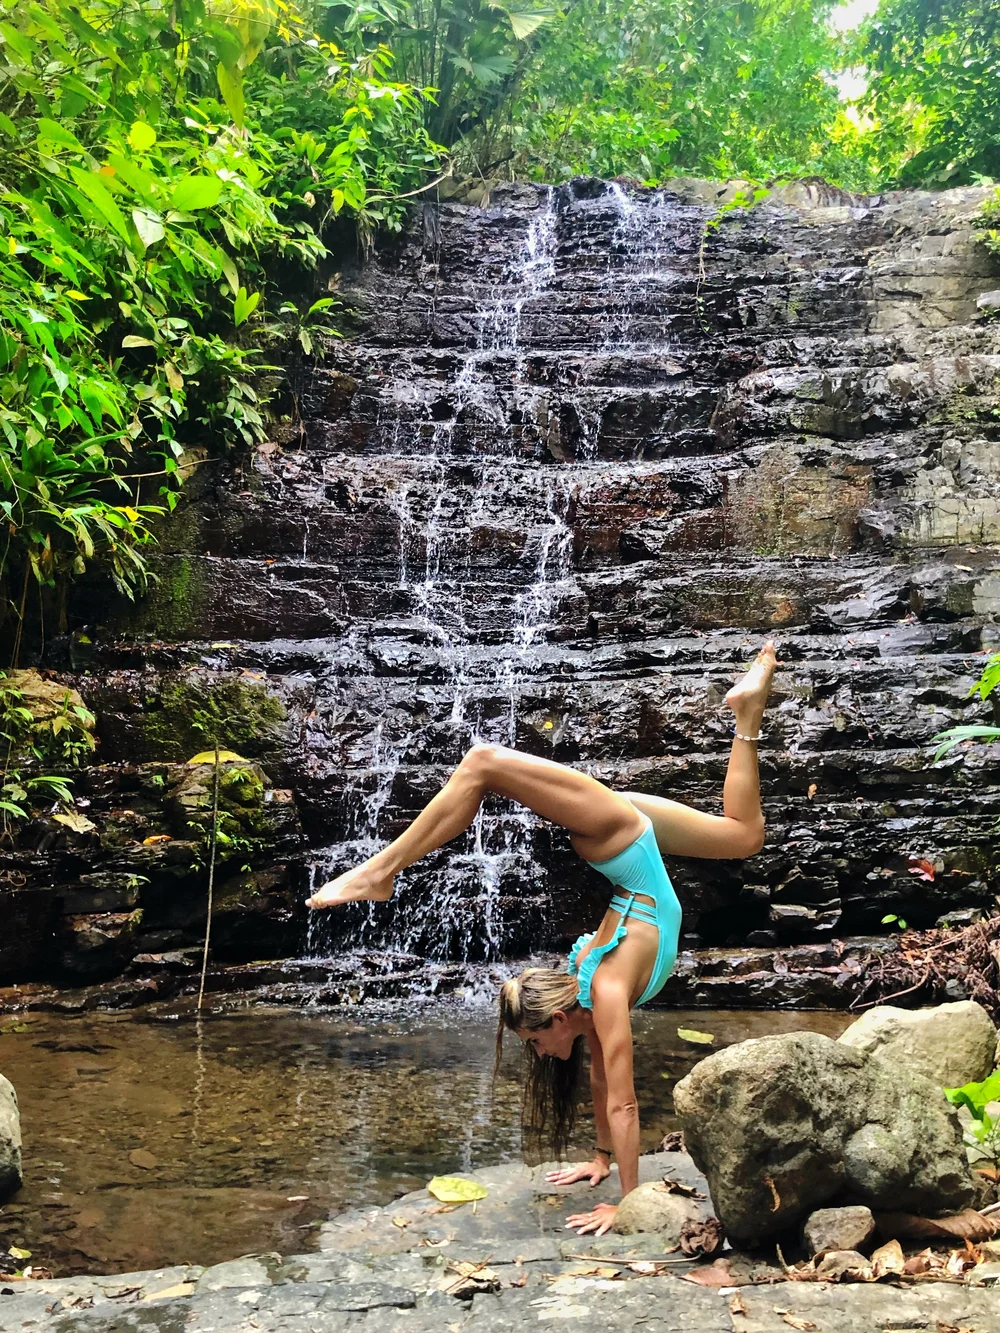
188, 749, 250, 764
932, 725, 1000, 762
169, 175, 223, 212
426, 1176, 488, 1203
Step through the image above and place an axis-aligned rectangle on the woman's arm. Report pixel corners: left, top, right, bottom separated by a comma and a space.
590, 978, 639, 1195
544, 1031, 612, 1188
565, 979, 637, 1236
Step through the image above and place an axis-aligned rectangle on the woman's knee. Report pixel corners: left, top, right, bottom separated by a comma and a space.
459, 743, 501, 786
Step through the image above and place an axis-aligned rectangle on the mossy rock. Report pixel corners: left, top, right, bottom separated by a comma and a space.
165, 760, 275, 859
136, 672, 288, 765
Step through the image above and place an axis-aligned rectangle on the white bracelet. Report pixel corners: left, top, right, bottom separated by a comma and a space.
734, 729, 764, 743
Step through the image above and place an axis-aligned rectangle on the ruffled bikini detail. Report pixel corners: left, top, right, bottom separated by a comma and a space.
566, 812, 682, 1010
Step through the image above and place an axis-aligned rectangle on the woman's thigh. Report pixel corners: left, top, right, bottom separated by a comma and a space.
623, 791, 757, 859
477, 747, 644, 862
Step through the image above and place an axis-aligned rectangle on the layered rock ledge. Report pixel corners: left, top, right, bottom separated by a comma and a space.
2, 1154, 997, 1332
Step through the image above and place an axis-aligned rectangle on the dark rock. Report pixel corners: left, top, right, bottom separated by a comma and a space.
673, 1030, 975, 1242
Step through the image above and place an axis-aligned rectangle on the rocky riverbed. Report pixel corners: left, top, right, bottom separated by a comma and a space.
3, 1154, 998, 1333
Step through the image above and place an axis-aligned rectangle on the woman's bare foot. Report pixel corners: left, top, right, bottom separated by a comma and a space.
725, 641, 777, 735
306, 861, 395, 909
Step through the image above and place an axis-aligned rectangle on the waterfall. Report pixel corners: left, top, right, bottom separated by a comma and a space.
308, 189, 579, 962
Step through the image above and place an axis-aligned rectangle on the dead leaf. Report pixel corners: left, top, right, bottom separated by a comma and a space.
781, 1316, 816, 1331
660, 1131, 684, 1152
52, 812, 96, 835
680, 1258, 734, 1287
807, 783, 817, 800
903, 1253, 932, 1275
509, 1273, 527, 1288
142, 835, 172, 846
907, 856, 936, 882
875, 1210, 998, 1243
729, 1293, 748, 1316
424, 1203, 456, 1215
128, 1149, 157, 1170
391, 1216, 409, 1230
142, 1283, 195, 1302
659, 1177, 707, 1200
677, 1027, 715, 1045
442, 1259, 500, 1298
680, 1216, 726, 1258
937, 1324, 974, 1333
764, 1175, 781, 1212
871, 1239, 905, 1278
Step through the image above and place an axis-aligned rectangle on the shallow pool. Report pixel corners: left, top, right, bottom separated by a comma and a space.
0, 1002, 849, 1275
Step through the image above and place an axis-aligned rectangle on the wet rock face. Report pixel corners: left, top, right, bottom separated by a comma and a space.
53, 179, 1000, 969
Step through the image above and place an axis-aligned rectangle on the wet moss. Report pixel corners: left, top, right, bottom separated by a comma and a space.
138, 674, 287, 764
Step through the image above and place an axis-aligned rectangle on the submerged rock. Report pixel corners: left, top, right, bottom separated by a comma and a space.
0, 1072, 22, 1201
673, 1031, 975, 1242
837, 1000, 998, 1089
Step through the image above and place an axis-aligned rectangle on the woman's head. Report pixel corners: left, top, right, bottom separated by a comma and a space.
494, 967, 585, 1157
497, 967, 583, 1058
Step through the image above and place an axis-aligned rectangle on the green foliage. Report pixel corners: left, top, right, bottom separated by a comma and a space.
858, 0, 1000, 187
325, 0, 558, 145
492, 0, 873, 186
932, 652, 1000, 761
0, 669, 91, 827
944, 1070, 1000, 1172
0, 0, 441, 627
881, 912, 908, 930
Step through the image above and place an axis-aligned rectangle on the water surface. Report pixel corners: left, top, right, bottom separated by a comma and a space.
0, 1003, 849, 1275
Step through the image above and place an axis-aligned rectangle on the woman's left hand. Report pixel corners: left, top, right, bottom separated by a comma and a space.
564, 1202, 617, 1236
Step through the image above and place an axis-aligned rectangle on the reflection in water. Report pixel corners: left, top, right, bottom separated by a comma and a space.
0, 1004, 849, 1275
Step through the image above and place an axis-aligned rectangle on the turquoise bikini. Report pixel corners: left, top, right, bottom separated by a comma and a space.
567, 813, 682, 1009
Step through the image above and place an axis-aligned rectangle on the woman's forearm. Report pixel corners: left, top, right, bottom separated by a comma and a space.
607, 1101, 640, 1196
591, 1074, 611, 1149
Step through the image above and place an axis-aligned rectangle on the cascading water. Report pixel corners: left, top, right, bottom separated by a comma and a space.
307, 189, 577, 963
305, 183, 691, 968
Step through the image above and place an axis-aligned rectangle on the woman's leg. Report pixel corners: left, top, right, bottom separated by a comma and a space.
307, 746, 644, 908
624, 642, 775, 861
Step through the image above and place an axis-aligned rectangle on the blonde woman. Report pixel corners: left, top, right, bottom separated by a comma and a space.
308, 643, 776, 1236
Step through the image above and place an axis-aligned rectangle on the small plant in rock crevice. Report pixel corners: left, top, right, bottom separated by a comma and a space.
0, 670, 94, 833
944, 1071, 1000, 1191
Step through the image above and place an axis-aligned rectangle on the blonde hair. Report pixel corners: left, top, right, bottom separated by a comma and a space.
494, 967, 584, 1158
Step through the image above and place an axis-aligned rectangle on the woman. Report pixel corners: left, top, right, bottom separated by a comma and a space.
308, 642, 776, 1236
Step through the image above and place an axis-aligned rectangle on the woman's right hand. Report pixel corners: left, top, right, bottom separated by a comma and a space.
545, 1157, 611, 1187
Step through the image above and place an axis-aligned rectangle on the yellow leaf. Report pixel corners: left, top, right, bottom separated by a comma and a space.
187, 749, 249, 765
66, 290, 90, 301
426, 1176, 488, 1204
52, 812, 96, 834
142, 834, 172, 845
7, 237, 15, 256
142, 1283, 195, 1302
677, 1028, 715, 1045
8, 1247, 30, 1261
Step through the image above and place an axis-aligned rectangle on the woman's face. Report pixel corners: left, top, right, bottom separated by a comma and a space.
516, 1012, 575, 1060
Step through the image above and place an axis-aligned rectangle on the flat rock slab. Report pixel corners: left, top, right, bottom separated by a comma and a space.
2, 1159, 999, 1330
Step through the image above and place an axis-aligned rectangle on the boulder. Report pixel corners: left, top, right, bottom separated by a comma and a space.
612, 1182, 704, 1238
673, 1032, 975, 1243
0, 1073, 22, 1200
838, 1001, 997, 1089
803, 1206, 875, 1257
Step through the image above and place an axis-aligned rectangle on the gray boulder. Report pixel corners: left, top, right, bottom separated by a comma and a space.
612, 1182, 703, 1238
803, 1206, 875, 1257
0, 1072, 22, 1200
673, 1032, 974, 1243
838, 1001, 997, 1089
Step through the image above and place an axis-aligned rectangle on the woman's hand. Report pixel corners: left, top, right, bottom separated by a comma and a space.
545, 1157, 611, 1188
564, 1202, 617, 1236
